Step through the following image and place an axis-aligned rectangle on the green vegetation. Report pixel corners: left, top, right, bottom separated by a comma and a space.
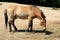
39, 0, 60, 7
0, 0, 60, 7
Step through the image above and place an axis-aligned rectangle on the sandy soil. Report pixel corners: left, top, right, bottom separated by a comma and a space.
0, 2, 60, 40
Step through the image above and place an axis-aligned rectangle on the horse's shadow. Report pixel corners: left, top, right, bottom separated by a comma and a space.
13, 29, 53, 35
33, 30, 53, 35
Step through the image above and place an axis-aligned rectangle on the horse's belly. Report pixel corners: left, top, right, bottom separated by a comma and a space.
16, 13, 28, 19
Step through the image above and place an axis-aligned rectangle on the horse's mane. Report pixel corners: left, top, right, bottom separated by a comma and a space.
33, 5, 42, 11
41, 12, 46, 18
33, 5, 46, 19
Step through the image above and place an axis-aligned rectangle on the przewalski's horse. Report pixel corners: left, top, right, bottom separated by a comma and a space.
4, 5, 46, 32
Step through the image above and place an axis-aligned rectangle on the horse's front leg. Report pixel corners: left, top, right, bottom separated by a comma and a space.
28, 17, 33, 31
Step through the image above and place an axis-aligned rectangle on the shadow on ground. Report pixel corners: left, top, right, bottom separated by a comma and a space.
13, 29, 53, 35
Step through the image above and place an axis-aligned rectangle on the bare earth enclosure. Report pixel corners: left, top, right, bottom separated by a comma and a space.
0, 2, 60, 40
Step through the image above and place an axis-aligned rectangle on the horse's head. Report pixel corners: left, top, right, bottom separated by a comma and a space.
40, 18, 46, 27
40, 12, 46, 29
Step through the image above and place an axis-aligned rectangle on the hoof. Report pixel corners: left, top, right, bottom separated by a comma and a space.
26, 29, 33, 32
9, 30, 12, 32
43, 29, 46, 32
26, 29, 29, 32
15, 29, 18, 31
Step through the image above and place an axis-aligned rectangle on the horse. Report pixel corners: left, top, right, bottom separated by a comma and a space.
4, 5, 46, 32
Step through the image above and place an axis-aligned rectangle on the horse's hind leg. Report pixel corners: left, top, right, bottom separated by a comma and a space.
9, 18, 13, 32
12, 19, 17, 31
28, 17, 33, 31
9, 23, 12, 32
9, 18, 17, 32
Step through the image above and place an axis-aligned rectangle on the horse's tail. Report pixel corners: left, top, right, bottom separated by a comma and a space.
4, 9, 8, 29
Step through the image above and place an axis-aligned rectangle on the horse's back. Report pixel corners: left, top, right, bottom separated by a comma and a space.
14, 5, 36, 18
6, 5, 43, 19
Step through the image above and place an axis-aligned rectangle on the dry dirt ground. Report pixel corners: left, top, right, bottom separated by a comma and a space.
0, 2, 60, 40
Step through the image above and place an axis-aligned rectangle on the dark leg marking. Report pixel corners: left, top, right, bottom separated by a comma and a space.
12, 19, 17, 31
